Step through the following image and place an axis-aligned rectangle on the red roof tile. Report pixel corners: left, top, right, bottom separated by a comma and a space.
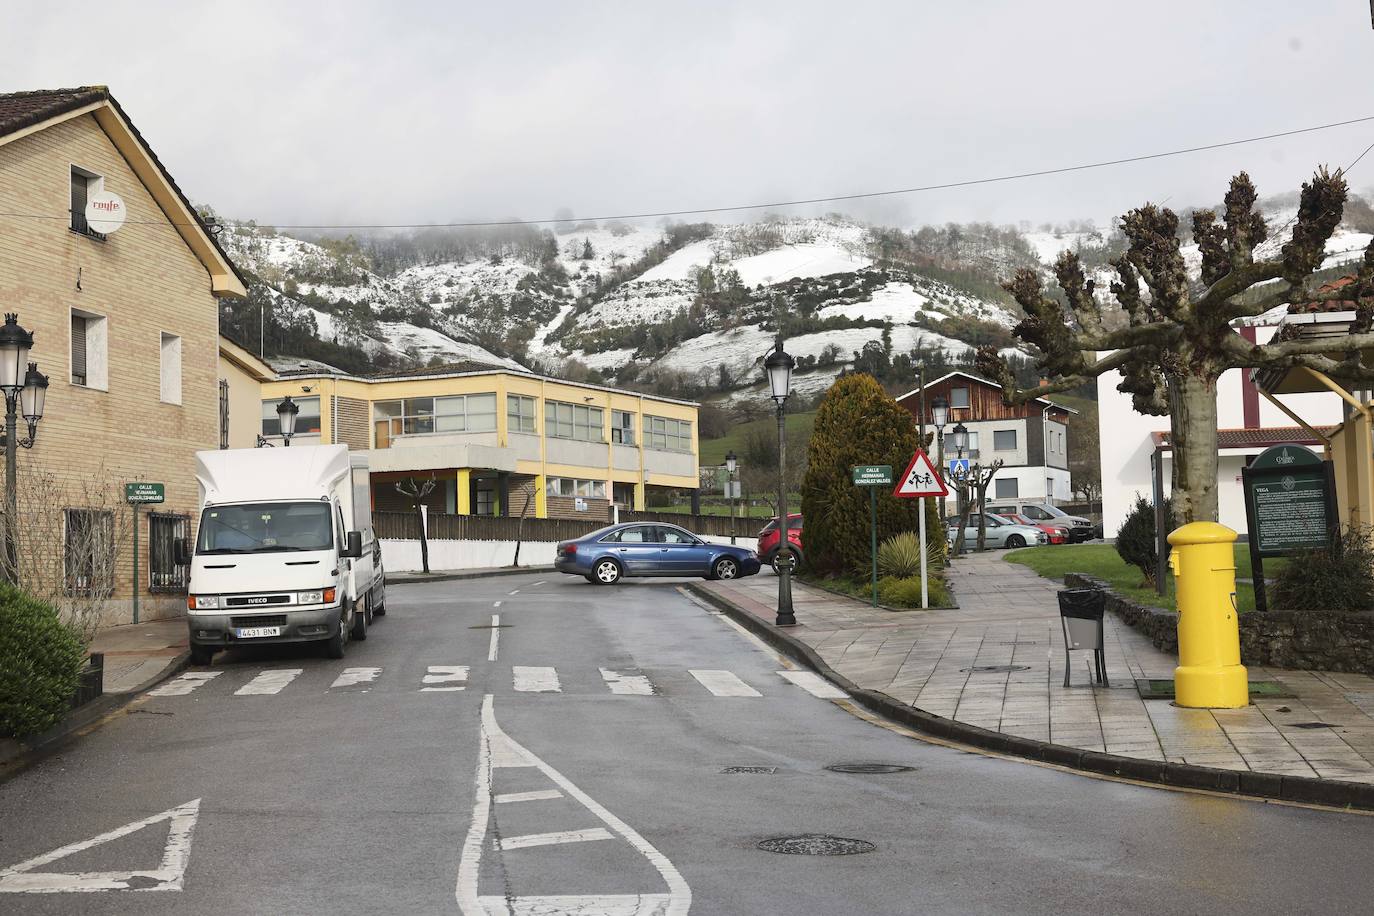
1150, 426, 1334, 450
0, 86, 108, 138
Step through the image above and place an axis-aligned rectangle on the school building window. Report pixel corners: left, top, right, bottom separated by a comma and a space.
545, 401, 604, 442
644, 416, 691, 452
262, 396, 321, 437
611, 410, 635, 445
507, 395, 537, 434
545, 477, 607, 499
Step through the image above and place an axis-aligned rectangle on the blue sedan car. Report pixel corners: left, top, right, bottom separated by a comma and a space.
555, 522, 762, 585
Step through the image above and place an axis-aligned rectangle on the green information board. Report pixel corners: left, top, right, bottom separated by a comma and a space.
125, 482, 165, 504
1241, 444, 1337, 614
851, 465, 894, 487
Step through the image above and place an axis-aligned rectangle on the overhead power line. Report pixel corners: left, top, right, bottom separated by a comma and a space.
2, 114, 1374, 231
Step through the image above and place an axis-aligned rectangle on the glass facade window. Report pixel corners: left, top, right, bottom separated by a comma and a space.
507, 395, 537, 434
372, 394, 496, 440
644, 416, 692, 452
544, 477, 607, 499
545, 401, 604, 442
611, 410, 635, 445
262, 396, 322, 437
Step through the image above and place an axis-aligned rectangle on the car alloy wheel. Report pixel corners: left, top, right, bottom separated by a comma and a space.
595, 559, 621, 584
1006, 535, 1025, 548
714, 557, 738, 580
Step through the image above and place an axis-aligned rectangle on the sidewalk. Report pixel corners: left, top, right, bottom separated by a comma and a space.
700, 552, 1374, 794
90, 616, 189, 693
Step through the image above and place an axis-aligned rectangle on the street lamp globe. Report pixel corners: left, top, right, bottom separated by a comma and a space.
952, 421, 969, 456
725, 450, 737, 475
276, 396, 301, 445
20, 363, 46, 422
931, 396, 949, 430
763, 335, 795, 405
0, 314, 33, 393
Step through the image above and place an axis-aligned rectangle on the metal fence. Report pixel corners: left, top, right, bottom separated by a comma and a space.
374, 509, 761, 542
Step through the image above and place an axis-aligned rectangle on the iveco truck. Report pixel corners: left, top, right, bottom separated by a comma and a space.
181, 444, 386, 664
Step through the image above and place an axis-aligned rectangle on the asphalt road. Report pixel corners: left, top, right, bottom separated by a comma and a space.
2, 570, 1374, 914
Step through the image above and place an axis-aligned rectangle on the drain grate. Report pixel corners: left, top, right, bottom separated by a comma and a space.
960, 665, 1031, 673
1289, 722, 1338, 729
1135, 678, 1297, 700
721, 766, 776, 775
757, 834, 875, 856
824, 763, 916, 775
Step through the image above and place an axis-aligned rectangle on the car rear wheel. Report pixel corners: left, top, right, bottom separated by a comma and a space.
712, 557, 739, 580
593, 559, 622, 585
1005, 534, 1026, 548
770, 547, 802, 573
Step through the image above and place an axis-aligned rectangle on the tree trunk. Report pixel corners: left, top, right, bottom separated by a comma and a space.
416, 503, 430, 574
1167, 372, 1221, 525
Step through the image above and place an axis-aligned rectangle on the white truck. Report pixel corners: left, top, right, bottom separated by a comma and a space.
180, 444, 386, 664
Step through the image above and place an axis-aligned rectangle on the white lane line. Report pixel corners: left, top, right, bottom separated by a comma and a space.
147, 672, 220, 697
456, 695, 691, 915
330, 667, 382, 690
600, 669, 655, 696
778, 669, 848, 699
495, 789, 563, 805
508, 589, 520, 595
689, 669, 761, 697
512, 666, 560, 692
488, 614, 500, 662
493, 601, 502, 608
497, 827, 614, 851
422, 665, 469, 692
234, 669, 303, 696
530, 580, 546, 586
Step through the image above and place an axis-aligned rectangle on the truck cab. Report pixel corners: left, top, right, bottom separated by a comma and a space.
183, 444, 385, 664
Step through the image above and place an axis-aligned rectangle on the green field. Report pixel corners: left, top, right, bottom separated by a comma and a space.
698, 409, 818, 467
1005, 543, 1283, 613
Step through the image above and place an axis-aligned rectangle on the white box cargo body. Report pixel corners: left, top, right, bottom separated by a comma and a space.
184, 444, 386, 663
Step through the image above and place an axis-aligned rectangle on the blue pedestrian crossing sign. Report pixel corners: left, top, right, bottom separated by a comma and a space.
947, 458, 970, 479
894, 449, 949, 498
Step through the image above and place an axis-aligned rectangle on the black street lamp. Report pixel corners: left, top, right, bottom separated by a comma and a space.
763, 334, 797, 627
0, 314, 45, 584
276, 396, 301, 446
931, 396, 949, 520
951, 421, 969, 518
725, 449, 738, 545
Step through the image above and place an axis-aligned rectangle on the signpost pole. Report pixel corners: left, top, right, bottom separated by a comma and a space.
131, 502, 139, 625
919, 496, 928, 609
1242, 464, 1267, 613
870, 486, 878, 608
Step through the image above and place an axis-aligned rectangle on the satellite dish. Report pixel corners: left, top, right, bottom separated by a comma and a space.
85, 191, 126, 234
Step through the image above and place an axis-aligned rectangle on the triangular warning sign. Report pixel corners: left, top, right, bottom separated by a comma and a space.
0, 799, 200, 893
894, 449, 948, 498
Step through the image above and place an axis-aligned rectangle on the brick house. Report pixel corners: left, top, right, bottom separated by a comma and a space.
0, 86, 245, 625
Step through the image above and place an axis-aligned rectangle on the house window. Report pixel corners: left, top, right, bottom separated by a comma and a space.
507, 395, 536, 434
64, 508, 115, 598
262, 396, 321, 437
70, 309, 108, 389
69, 166, 105, 239
148, 512, 190, 593
474, 479, 496, 516
995, 478, 1019, 499
545, 401, 604, 442
544, 477, 606, 499
160, 333, 182, 404
962, 430, 980, 460
950, 386, 970, 409
645, 416, 692, 452
993, 429, 1017, 451
611, 410, 635, 445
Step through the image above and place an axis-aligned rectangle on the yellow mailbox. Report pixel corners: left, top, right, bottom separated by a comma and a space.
1168, 522, 1249, 708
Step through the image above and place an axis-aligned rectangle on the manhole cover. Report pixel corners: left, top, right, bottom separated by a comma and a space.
721, 766, 776, 775
757, 834, 875, 856
1289, 722, 1338, 729
959, 665, 1031, 673
824, 763, 916, 774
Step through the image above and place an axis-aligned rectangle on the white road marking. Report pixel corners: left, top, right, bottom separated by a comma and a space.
778, 670, 848, 699
0, 799, 200, 893
508, 589, 520, 595
492, 601, 502, 608
530, 580, 546, 586
689, 669, 761, 697
234, 669, 302, 696
456, 696, 691, 915
496, 827, 613, 851
513, 666, 560, 692
600, 669, 655, 696
147, 672, 220, 697
422, 666, 469, 692
330, 667, 382, 690
488, 614, 500, 662
495, 789, 563, 804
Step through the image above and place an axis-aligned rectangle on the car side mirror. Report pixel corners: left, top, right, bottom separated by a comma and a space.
173, 538, 191, 566
342, 530, 363, 559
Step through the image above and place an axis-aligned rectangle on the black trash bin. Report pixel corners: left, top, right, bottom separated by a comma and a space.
1057, 588, 1107, 687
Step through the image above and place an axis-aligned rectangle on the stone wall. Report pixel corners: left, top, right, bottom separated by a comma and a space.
1064, 573, 1374, 675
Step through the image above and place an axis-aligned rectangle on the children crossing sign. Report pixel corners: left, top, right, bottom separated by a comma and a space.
894, 450, 948, 498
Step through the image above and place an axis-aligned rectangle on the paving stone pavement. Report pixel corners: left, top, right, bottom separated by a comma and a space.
703, 550, 1374, 785
89, 616, 188, 693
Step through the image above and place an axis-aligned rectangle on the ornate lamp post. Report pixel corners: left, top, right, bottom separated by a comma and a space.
0, 315, 46, 584
931, 396, 949, 521
259, 396, 302, 448
951, 421, 969, 519
725, 449, 738, 545
763, 334, 796, 627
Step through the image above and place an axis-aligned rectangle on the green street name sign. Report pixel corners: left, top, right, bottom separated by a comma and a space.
852, 465, 893, 487
125, 482, 165, 505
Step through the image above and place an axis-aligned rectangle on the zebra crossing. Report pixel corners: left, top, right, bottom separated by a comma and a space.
146, 664, 848, 701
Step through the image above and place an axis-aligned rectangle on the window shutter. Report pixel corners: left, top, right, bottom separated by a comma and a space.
70, 169, 88, 233
71, 315, 87, 385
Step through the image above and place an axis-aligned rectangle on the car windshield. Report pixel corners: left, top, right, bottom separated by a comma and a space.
1042, 505, 1069, 518
197, 502, 334, 554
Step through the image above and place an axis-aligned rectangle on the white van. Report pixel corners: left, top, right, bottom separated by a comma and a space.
181, 444, 386, 664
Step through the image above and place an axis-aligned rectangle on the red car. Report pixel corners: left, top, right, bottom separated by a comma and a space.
992, 512, 1068, 544
758, 513, 803, 571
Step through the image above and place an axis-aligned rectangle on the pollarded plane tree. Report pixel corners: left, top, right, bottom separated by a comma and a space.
976, 168, 1374, 525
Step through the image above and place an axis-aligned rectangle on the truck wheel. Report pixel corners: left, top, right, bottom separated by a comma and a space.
325, 610, 349, 659
372, 583, 386, 617
350, 601, 368, 641
189, 644, 215, 666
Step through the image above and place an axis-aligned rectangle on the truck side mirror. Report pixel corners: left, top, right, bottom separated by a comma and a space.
174, 538, 192, 566
343, 530, 363, 559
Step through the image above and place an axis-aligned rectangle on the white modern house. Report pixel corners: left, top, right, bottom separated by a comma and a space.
1097, 323, 1343, 537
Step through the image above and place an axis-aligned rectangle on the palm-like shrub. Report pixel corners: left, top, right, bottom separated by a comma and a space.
878, 532, 923, 578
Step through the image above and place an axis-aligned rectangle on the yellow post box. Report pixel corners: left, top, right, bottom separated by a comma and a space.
1168, 522, 1249, 708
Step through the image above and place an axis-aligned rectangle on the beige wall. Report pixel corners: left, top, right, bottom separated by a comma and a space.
219, 353, 265, 450
0, 114, 223, 625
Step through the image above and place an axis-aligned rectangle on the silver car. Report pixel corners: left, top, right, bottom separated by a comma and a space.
946, 513, 1048, 549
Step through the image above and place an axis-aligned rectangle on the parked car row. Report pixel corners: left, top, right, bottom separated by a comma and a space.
947, 502, 1099, 550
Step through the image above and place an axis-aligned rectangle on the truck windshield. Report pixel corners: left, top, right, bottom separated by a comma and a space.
197, 502, 334, 554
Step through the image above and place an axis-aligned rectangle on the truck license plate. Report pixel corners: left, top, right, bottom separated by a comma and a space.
236, 626, 282, 639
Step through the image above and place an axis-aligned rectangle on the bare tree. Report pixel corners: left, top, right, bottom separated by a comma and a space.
949, 460, 1004, 553
395, 476, 437, 573
978, 168, 1374, 524
510, 479, 537, 568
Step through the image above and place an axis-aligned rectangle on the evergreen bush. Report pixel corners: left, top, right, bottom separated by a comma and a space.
878, 574, 953, 608
1271, 528, 1374, 612
1115, 494, 1173, 585
0, 584, 86, 738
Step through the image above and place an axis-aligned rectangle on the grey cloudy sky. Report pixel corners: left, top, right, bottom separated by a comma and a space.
6, 1, 1373, 230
